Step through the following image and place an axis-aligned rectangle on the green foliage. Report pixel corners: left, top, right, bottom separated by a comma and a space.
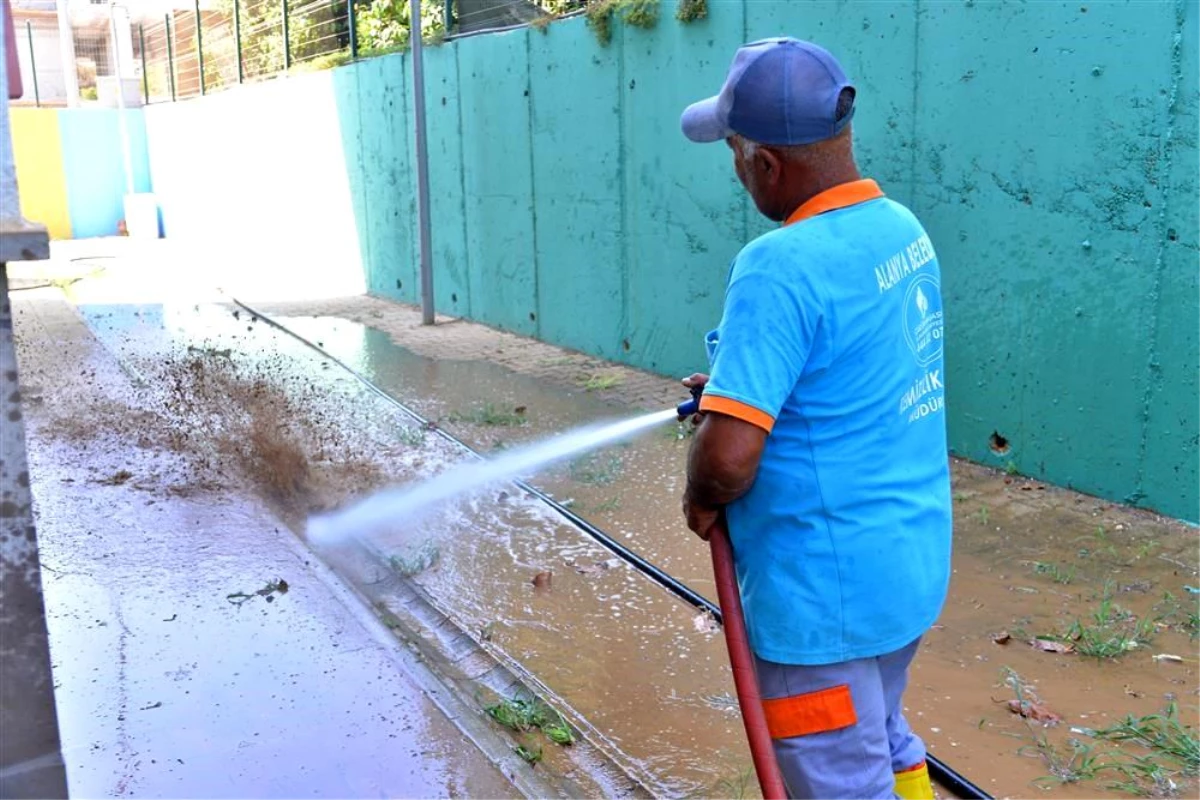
448, 403, 527, 427
485, 695, 576, 749
355, 0, 444, 53
675, 0, 706, 22
1057, 585, 1158, 659
584, 0, 658, 46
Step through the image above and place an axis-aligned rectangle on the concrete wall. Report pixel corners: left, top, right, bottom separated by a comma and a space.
10, 107, 152, 238
141, 0, 1199, 521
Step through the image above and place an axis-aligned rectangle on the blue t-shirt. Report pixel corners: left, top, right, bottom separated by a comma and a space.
699, 179, 952, 666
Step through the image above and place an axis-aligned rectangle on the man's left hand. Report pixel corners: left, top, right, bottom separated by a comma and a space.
682, 493, 721, 541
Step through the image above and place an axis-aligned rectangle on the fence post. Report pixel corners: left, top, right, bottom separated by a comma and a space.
444, 0, 452, 34
194, 0, 205, 95
347, 0, 356, 60
281, 0, 290, 71
25, 22, 40, 107
138, 24, 148, 104
165, 13, 176, 101
233, 0, 243, 83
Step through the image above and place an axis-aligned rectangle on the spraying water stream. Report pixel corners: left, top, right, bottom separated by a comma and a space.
307, 408, 679, 546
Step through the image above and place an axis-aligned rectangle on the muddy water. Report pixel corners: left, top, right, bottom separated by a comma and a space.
49, 284, 1198, 800
274, 314, 1199, 800
58, 301, 749, 796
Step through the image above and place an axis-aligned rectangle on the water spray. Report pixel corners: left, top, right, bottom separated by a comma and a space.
235, 297, 989, 800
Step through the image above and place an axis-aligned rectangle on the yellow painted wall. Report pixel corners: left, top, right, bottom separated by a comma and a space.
9, 108, 72, 239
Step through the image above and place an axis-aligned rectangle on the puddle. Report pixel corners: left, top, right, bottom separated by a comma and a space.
27, 275, 1198, 800
275, 313, 1198, 800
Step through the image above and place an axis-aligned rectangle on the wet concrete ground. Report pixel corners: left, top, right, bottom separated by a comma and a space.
12, 271, 519, 797
10, 240, 1199, 800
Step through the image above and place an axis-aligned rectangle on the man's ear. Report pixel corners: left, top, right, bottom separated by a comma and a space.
756, 147, 784, 185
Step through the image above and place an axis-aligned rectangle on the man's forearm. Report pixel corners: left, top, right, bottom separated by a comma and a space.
685, 417, 763, 509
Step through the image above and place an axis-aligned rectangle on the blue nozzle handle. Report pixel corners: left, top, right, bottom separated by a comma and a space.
676, 384, 704, 418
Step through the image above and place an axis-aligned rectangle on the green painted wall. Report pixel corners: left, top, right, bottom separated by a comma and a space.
147, 1, 1198, 520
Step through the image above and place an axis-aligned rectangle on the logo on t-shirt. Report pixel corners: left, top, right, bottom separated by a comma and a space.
903, 274, 943, 367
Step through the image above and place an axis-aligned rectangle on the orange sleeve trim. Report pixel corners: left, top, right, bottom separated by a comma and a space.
762, 684, 858, 740
785, 179, 885, 226
698, 395, 775, 433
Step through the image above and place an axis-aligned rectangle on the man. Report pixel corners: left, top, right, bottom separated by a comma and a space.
678, 38, 952, 800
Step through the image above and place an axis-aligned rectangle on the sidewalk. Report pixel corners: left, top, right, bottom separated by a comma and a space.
12, 288, 523, 799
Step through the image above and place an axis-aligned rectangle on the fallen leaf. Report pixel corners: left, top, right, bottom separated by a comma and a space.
992, 631, 1011, 645
531, 571, 552, 589
1152, 653, 1184, 663
1031, 638, 1074, 654
1123, 684, 1143, 698
1008, 699, 1062, 726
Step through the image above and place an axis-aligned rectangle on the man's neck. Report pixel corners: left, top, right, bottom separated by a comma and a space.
782, 167, 863, 218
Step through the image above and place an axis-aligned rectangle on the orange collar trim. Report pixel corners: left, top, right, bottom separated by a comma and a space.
784, 179, 885, 227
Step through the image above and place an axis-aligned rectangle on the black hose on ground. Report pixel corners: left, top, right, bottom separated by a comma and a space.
230, 296, 992, 800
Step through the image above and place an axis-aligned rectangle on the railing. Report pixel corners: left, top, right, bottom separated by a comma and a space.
13, 0, 589, 108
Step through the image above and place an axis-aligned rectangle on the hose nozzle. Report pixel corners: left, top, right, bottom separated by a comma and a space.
676, 383, 704, 419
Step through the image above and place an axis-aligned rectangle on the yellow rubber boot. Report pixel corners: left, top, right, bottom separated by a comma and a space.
894, 761, 934, 800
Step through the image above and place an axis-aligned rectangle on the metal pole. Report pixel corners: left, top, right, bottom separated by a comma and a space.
346, 0, 356, 60
194, 0, 204, 95
411, 0, 434, 324
165, 14, 176, 102
232, 0, 242, 83
443, 0, 452, 34
25, 22, 39, 107
138, 24, 148, 104
281, 0, 290, 71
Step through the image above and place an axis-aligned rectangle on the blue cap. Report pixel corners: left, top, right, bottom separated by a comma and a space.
681, 38, 855, 146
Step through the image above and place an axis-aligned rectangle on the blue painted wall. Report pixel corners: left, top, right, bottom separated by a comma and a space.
57, 109, 153, 239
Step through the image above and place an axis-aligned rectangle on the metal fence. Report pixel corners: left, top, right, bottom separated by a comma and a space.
14, 0, 584, 108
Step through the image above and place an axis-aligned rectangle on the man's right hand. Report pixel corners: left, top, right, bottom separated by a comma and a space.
681, 374, 709, 425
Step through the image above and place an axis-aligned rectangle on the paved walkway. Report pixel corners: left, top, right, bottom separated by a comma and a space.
12, 288, 519, 799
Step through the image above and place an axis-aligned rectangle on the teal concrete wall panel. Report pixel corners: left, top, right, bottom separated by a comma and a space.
357, 55, 419, 303
456, 30, 538, 337
527, 17, 624, 358
58, 109, 152, 239
332, 63, 374, 294
620, 2, 750, 377
912, 0, 1196, 518
743, 0, 917, 200
422, 46, 471, 317
1142, 0, 1199, 520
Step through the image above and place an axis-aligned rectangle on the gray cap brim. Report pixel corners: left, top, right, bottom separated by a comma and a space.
681, 96, 732, 143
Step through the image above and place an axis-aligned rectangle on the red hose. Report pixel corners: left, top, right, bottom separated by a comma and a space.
710, 521, 789, 800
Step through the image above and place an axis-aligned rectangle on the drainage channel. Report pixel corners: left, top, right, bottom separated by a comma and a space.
230, 296, 992, 800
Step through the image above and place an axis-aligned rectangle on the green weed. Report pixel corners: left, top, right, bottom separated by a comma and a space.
448, 403, 526, 427
1057, 587, 1156, 659
664, 421, 698, 441
1005, 460, 1020, 476
1032, 561, 1076, 585
581, 372, 623, 391
1091, 704, 1200, 776
485, 696, 576, 748
389, 541, 440, 577
675, 0, 706, 23
585, 0, 659, 46
568, 453, 623, 486
1025, 734, 1110, 786
979, 506, 990, 526
398, 426, 426, 446
515, 741, 543, 765
711, 766, 754, 799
